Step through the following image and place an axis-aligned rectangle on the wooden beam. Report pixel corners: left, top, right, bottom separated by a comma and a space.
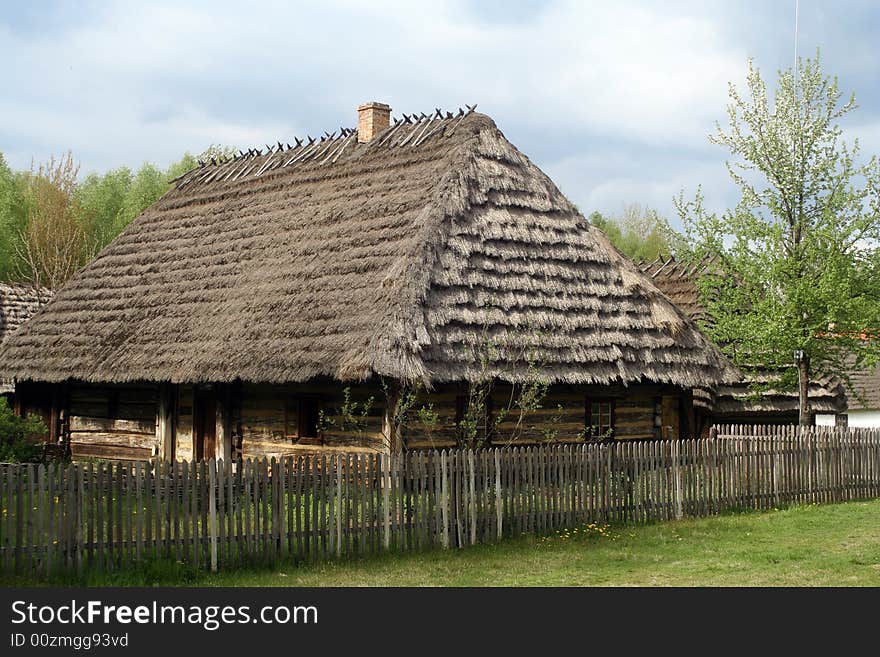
382, 381, 400, 454
157, 382, 175, 461
216, 383, 232, 462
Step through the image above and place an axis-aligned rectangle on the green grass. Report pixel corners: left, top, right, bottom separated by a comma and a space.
4, 500, 880, 587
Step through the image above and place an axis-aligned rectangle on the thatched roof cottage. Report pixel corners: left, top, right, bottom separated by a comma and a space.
639, 255, 847, 426
0, 104, 736, 461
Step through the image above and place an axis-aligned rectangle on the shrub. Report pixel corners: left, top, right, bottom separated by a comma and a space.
0, 396, 48, 462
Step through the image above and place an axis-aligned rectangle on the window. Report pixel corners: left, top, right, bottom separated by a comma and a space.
285, 397, 322, 444
585, 398, 615, 440
454, 391, 493, 445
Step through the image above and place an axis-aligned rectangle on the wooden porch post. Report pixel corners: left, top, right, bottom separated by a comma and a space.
49, 384, 62, 444
382, 380, 401, 454
216, 383, 232, 461
157, 382, 176, 461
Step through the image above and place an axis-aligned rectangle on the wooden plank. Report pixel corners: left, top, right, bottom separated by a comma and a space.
294, 456, 302, 560
182, 461, 191, 564
494, 450, 502, 540
24, 464, 34, 575
67, 462, 76, 571
235, 459, 244, 565
35, 465, 46, 574
209, 459, 218, 572
14, 464, 24, 573
334, 455, 343, 557
443, 451, 450, 547
2, 466, 11, 573
358, 454, 367, 555
217, 458, 226, 566
382, 453, 390, 551
312, 456, 320, 561
134, 461, 143, 563
417, 452, 426, 549
261, 458, 270, 564
320, 455, 328, 559
71, 415, 155, 434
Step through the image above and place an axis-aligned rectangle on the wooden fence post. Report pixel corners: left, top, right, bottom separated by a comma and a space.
209, 459, 217, 572
382, 453, 391, 551
494, 449, 502, 541
671, 434, 683, 520
12, 425, 880, 576
440, 451, 449, 549
468, 449, 476, 547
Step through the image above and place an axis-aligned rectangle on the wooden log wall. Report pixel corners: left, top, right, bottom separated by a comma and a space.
2, 425, 878, 576
405, 383, 672, 448
68, 383, 159, 461
239, 382, 386, 460
38, 381, 685, 461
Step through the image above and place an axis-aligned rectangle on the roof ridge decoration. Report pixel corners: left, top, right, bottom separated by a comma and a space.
637, 254, 719, 281
172, 104, 479, 191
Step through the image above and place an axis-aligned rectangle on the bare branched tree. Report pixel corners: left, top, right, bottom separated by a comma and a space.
15, 152, 87, 290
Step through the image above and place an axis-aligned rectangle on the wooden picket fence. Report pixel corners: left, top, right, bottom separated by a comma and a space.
1, 425, 879, 576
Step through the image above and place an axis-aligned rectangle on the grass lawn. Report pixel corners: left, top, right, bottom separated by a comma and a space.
4, 500, 879, 587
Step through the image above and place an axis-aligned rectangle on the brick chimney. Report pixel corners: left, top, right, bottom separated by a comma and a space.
357, 102, 391, 143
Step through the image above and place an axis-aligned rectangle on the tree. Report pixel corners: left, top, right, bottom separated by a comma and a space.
0, 145, 232, 287
0, 397, 48, 463
76, 166, 133, 256
675, 53, 880, 425
0, 154, 28, 281
589, 204, 673, 262
15, 151, 90, 290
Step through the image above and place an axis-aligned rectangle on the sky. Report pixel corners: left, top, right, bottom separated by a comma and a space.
2, 0, 879, 228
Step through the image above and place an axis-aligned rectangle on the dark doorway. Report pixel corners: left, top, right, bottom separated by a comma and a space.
193, 388, 217, 461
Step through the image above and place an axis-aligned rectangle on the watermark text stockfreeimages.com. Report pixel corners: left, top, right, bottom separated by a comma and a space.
10, 599, 317, 632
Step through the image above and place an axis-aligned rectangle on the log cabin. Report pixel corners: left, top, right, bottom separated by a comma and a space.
0, 103, 737, 461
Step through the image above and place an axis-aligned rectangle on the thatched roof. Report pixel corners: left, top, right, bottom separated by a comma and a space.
845, 360, 879, 411
0, 109, 736, 389
638, 255, 717, 325
639, 255, 847, 415
715, 371, 847, 415
0, 282, 53, 393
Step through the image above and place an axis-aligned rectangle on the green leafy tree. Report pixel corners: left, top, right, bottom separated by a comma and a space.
117, 163, 167, 231
589, 204, 673, 262
0, 397, 47, 462
75, 166, 133, 253
0, 154, 29, 282
675, 53, 880, 425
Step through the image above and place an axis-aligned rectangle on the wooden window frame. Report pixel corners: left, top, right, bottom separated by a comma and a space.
584, 397, 616, 440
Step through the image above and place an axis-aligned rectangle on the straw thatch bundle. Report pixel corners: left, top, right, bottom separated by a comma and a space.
0, 282, 53, 393
0, 112, 735, 389
715, 371, 846, 415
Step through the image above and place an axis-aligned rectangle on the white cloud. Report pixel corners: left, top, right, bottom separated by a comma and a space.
1, 0, 876, 222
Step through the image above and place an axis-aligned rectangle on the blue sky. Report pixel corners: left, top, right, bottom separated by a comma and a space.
2, 0, 879, 228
